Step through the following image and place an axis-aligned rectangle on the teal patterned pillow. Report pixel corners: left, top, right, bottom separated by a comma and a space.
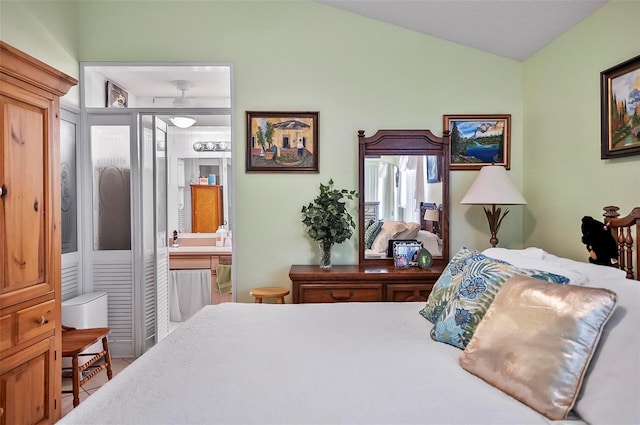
364, 220, 383, 249
430, 257, 570, 349
419, 247, 488, 323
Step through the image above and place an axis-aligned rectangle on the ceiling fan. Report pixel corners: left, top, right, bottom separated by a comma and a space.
168, 80, 197, 128
171, 80, 195, 107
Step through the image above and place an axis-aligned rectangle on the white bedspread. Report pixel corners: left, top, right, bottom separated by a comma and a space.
59, 302, 581, 425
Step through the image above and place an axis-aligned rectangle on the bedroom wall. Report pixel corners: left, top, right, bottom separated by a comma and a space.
2, 0, 525, 302
75, 1, 525, 302
522, 0, 640, 262
0, 1, 81, 105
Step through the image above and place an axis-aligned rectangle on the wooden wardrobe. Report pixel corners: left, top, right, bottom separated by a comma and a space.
191, 184, 224, 233
0, 42, 77, 424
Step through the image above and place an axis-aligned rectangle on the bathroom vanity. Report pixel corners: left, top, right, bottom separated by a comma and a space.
168, 234, 232, 304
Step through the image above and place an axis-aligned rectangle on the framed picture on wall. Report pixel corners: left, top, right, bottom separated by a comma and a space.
246, 111, 319, 173
444, 114, 511, 170
600, 55, 640, 159
106, 81, 128, 108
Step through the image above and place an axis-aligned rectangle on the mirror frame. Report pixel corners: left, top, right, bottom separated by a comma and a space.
358, 129, 450, 267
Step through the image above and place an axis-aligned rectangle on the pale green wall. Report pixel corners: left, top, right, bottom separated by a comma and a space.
1, 0, 525, 302
522, 0, 640, 262
74, 1, 525, 301
0, 1, 81, 104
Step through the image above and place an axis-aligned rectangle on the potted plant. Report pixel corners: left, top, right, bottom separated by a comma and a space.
301, 179, 358, 269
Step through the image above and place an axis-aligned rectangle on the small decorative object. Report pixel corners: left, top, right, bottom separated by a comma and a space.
106, 81, 128, 108
416, 248, 433, 269
301, 179, 358, 269
600, 55, 640, 159
246, 111, 319, 173
444, 114, 511, 170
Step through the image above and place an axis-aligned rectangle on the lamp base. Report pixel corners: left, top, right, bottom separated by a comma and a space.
483, 204, 510, 247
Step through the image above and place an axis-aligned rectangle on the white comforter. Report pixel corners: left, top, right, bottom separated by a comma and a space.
59, 302, 580, 425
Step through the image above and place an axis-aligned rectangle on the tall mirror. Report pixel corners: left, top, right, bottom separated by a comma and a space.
358, 129, 450, 267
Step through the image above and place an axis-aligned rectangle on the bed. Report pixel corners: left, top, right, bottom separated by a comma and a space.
364, 202, 443, 259
59, 206, 640, 425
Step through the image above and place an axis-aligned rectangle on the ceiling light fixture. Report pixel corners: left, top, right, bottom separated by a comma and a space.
170, 116, 196, 129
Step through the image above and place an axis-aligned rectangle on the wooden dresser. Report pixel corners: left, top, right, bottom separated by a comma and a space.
0, 42, 77, 424
289, 265, 444, 303
191, 184, 224, 233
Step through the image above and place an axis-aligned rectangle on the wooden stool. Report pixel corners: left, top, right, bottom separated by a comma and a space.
250, 286, 290, 304
62, 326, 113, 407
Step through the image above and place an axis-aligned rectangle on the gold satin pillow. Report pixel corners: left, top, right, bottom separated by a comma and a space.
459, 275, 616, 420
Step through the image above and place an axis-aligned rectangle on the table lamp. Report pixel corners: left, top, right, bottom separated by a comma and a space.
423, 209, 440, 237
460, 165, 526, 247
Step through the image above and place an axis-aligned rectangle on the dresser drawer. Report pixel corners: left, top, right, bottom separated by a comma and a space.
386, 283, 434, 302
16, 300, 55, 344
299, 285, 382, 303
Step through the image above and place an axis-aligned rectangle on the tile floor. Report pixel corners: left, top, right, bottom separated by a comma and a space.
61, 358, 134, 418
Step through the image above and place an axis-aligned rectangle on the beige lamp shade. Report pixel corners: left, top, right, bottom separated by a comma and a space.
423, 209, 440, 222
460, 165, 526, 205
460, 165, 526, 247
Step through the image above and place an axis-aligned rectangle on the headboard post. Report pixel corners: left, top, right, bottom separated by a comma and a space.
603, 205, 640, 280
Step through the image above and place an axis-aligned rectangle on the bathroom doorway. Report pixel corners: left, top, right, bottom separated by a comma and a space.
79, 63, 233, 358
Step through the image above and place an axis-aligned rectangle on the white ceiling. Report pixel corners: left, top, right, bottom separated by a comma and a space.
93, 0, 609, 127
315, 0, 609, 61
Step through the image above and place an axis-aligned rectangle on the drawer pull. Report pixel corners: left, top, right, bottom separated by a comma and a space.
0, 407, 4, 417
0, 184, 6, 198
36, 315, 49, 325
328, 291, 354, 301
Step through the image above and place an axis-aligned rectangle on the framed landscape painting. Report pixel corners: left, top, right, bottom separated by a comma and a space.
444, 114, 511, 170
246, 111, 319, 173
600, 55, 640, 159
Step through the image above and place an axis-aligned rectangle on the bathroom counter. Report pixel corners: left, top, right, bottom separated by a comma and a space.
169, 246, 232, 255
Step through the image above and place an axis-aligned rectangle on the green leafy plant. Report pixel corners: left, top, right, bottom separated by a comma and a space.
301, 179, 359, 245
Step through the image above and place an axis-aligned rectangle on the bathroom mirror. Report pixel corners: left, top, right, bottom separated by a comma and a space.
358, 129, 450, 267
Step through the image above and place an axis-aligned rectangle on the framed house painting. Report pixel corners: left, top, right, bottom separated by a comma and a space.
246, 111, 319, 173
106, 81, 128, 108
444, 114, 511, 170
600, 55, 640, 159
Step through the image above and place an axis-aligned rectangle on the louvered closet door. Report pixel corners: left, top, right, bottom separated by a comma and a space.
87, 114, 134, 358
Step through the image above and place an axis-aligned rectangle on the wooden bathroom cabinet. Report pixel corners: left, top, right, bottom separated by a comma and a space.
191, 184, 224, 233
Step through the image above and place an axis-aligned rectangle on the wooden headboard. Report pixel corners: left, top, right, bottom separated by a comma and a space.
603, 205, 640, 280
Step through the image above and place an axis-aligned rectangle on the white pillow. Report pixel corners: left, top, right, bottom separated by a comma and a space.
396, 222, 420, 239
483, 248, 589, 285
370, 221, 408, 253
541, 251, 627, 282
573, 277, 640, 424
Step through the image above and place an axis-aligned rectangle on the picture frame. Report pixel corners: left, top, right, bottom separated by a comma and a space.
393, 241, 423, 268
246, 111, 319, 173
444, 114, 511, 170
600, 55, 640, 159
106, 81, 128, 108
